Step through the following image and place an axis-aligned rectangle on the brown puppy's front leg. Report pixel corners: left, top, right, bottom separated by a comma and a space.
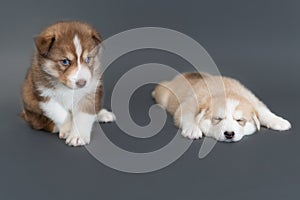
65, 111, 96, 146
59, 112, 72, 139
65, 92, 98, 147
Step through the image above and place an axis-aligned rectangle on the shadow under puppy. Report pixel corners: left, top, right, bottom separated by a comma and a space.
21, 21, 115, 146
152, 72, 291, 142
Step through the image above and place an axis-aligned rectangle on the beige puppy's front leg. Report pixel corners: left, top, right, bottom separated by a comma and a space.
174, 98, 202, 139
246, 95, 291, 131
236, 84, 291, 131
255, 104, 291, 131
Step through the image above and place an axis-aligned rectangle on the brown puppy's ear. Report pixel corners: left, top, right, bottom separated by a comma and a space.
34, 32, 55, 56
90, 29, 102, 45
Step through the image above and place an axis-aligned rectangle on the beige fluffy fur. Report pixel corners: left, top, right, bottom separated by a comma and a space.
152, 72, 291, 142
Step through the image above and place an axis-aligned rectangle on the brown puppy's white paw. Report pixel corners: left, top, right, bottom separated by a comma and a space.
59, 115, 72, 139
59, 130, 69, 139
52, 125, 59, 133
181, 124, 203, 139
65, 134, 90, 147
97, 109, 116, 123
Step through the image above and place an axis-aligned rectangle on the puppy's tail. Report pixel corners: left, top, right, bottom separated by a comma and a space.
152, 82, 168, 99
151, 90, 156, 98
152, 82, 171, 108
20, 109, 27, 120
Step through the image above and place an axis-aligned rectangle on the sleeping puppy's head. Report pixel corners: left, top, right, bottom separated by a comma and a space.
34, 21, 102, 89
198, 97, 260, 142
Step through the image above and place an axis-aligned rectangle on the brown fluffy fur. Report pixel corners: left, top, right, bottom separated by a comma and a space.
21, 21, 102, 133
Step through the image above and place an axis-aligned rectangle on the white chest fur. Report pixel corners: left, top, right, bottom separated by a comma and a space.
38, 78, 100, 111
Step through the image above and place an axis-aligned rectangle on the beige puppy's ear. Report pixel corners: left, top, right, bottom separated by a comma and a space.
195, 97, 210, 124
34, 32, 55, 56
195, 109, 206, 124
253, 114, 260, 131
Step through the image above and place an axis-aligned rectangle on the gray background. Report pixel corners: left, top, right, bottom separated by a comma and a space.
0, 0, 299, 199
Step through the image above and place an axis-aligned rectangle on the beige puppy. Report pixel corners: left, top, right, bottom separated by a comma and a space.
152, 72, 291, 142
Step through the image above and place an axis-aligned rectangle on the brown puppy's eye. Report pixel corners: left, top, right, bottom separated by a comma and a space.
212, 117, 223, 125
60, 59, 71, 66
237, 119, 246, 126
84, 57, 91, 64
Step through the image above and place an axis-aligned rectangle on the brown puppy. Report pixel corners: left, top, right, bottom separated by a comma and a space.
152, 72, 291, 142
21, 21, 115, 146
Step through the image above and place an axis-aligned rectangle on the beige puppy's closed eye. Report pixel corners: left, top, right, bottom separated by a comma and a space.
152, 72, 291, 142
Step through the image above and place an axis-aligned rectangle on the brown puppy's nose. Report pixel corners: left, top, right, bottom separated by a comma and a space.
224, 131, 235, 139
76, 79, 87, 88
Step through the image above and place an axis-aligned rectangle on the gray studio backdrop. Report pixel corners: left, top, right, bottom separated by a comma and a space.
0, 0, 299, 200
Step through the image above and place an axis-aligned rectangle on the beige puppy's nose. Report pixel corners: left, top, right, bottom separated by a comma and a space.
76, 79, 87, 88
224, 131, 235, 139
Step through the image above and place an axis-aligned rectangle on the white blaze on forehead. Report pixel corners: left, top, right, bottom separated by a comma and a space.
67, 34, 92, 88
73, 35, 82, 72
215, 99, 240, 119
234, 110, 243, 120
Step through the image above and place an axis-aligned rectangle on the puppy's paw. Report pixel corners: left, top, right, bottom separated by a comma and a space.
59, 130, 69, 140
267, 117, 291, 131
52, 125, 59, 133
59, 124, 71, 139
59, 113, 72, 139
181, 124, 203, 139
65, 134, 90, 147
97, 109, 116, 123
